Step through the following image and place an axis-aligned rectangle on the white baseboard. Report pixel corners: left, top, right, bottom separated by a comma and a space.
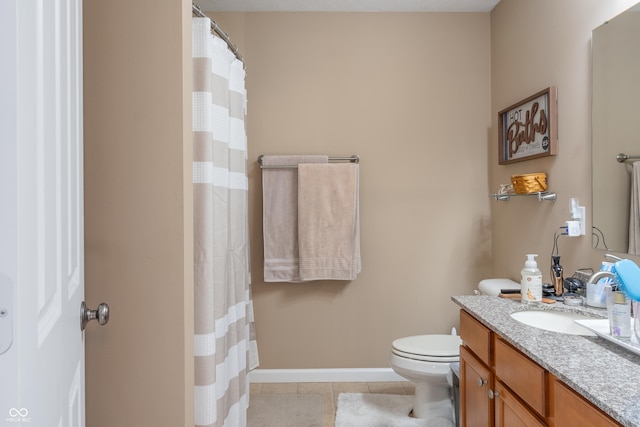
248, 368, 407, 383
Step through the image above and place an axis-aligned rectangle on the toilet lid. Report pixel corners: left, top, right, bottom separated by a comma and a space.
392, 335, 461, 360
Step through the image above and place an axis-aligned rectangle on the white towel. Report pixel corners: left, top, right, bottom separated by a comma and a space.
629, 162, 640, 255
261, 155, 328, 282
297, 163, 361, 281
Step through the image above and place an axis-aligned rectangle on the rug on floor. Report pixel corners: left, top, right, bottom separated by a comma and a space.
335, 393, 454, 427
247, 393, 324, 427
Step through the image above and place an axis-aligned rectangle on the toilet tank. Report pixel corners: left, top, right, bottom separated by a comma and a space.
478, 278, 520, 296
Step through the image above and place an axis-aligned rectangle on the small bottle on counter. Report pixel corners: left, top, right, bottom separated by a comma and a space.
521, 254, 542, 304
610, 291, 631, 337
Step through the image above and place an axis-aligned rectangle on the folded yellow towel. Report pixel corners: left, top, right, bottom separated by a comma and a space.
297, 163, 361, 281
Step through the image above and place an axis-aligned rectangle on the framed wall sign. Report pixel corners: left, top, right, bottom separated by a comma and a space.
498, 86, 557, 164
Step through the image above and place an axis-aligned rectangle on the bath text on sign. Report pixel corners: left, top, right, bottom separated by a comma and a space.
507, 102, 548, 158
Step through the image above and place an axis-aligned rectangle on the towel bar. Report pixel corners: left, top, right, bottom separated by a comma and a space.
617, 153, 640, 163
258, 155, 359, 169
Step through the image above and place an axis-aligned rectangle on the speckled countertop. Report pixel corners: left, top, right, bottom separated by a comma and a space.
452, 295, 640, 427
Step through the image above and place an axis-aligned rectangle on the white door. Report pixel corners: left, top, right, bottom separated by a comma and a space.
0, 0, 98, 426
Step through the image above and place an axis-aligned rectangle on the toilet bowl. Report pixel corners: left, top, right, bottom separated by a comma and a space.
389, 334, 461, 423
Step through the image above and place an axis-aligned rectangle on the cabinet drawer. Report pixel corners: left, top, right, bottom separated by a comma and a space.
494, 335, 547, 417
460, 309, 491, 365
551, 377, 621, 427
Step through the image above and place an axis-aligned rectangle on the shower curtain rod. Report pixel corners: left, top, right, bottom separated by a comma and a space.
617, 153, 640, 163
258, 155, 360, 169
192, 3, 243, 63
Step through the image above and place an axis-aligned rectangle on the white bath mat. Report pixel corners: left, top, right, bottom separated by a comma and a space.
335, 393, 454, 427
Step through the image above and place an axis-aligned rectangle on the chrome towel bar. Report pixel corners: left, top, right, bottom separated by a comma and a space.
617, 153, 640, 163
258, 155, 359, 169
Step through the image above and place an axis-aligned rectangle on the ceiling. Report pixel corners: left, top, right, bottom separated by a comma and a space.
196, 0, 501, 12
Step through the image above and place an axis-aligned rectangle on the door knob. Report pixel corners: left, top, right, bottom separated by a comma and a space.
81, 301, 110, 331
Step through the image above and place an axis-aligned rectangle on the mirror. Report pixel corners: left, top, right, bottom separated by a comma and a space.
592, 3, 640, 254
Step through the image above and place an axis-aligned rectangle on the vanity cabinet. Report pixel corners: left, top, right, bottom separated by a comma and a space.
459, 309, 621, 427
460, 309, 545, 427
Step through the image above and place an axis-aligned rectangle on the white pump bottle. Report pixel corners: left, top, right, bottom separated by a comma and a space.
521, 254, 542, 304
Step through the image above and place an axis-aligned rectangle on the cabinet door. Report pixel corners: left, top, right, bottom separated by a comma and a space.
550, 377, 622, 427
494, 381, 547, 427
460, 345, 492, 427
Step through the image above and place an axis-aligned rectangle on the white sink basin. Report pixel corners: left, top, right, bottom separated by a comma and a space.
510, 310, 597, 336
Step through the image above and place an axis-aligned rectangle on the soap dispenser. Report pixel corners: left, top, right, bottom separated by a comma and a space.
521, 254, 543, 304
551, 256, 564, 296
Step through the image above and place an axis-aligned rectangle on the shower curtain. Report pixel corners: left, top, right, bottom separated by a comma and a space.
192, 17, 259, 427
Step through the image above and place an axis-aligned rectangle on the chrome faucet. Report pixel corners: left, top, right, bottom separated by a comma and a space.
585, 254, 621, 290
586, 270, 616, 287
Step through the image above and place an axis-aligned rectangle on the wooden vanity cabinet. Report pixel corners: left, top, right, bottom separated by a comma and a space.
460, 310, 547, 426
459, 309, 622, 427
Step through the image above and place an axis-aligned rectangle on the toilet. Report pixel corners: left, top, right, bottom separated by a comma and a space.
390, 333, 461, 424
389, 279, 520, 424
477, 278, 520, 296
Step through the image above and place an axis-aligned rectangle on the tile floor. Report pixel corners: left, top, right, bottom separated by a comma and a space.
249, 381, 415, 427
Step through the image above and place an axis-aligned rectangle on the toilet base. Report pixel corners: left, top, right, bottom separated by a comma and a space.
412, 382, 455, 423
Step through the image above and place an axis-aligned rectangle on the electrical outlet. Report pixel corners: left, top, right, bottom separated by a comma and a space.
566, 221, 581, 237
570, 198, 586, 236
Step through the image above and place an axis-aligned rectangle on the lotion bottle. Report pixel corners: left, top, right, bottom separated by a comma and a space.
521, 254, 542, 304
609, 291, 631, 337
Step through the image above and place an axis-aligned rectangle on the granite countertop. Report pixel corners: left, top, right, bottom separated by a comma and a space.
452, 295, 640, 427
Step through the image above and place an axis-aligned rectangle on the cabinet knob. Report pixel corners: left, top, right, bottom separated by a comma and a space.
488, 389, 500, 399
477, 378, 488, 387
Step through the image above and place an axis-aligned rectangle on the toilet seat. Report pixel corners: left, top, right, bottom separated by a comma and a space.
392, 335, 461, 362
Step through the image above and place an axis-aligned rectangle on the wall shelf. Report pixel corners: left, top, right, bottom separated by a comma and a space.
489, 192, 557, 202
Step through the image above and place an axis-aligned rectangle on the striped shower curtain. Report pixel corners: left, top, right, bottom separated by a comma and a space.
192, 17, 259, 427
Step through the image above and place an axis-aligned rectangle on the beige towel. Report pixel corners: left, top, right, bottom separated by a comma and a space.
261, 155, 328, 282
297, 163, 361, 281
629, 162, 640, 255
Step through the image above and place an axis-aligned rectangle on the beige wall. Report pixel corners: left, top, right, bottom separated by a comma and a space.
80, 0, 640, 419
83, 1, 193, 426
214, 12, 493, 368
489, 0, 640, 285
214, 1, 640, 370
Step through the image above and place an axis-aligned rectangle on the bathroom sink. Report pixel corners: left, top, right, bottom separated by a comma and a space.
510, 310, 597, 336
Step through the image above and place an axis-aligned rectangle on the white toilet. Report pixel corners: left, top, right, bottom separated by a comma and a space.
389, 279, 520, 424
390, 333, 461, 424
